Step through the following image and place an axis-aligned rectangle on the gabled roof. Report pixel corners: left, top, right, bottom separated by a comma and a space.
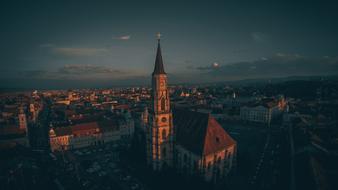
203, 116, 236, 155
50, 119, 122, 137
152, 40, 166, 75
174, 109, 236, 156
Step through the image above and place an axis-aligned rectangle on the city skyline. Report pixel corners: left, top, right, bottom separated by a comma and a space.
1, 0, 338, 89
1, 2, 338, 190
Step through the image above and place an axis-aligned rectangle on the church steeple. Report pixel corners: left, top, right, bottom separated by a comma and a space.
152, 33, 166, 75
147, 33, 173, 171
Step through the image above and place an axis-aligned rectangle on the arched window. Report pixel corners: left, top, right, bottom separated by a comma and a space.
162, 129, 167, 141
161, 98, 165, 111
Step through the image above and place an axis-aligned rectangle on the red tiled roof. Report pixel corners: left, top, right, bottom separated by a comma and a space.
98, 120, 120, 132
51, 119, 122, 137
65, 110, 76, 116
174, 109, 236, 156
72, 122, 100, 136
114, 104, 129, 110
203, 116, 236, 155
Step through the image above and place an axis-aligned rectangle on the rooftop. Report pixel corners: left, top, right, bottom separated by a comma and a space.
173, 109, 236, 156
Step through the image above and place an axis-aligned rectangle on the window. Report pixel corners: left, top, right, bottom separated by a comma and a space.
161, 98, 165, 111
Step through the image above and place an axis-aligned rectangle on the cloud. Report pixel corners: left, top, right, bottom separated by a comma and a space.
20, 70, 49, 78
52, 47, 108, 56
39, 43, 55, 48
39, 43, 110, 57
19, 64, 127, 80
212, 62, 220, 68
251, 32, 268, 43
112, 35, 131, 40
196, 66, 209, 70
186, 65, 194, 69
195, 54, 338, 80
59, 64, 123, 75
196, 62, 221, 70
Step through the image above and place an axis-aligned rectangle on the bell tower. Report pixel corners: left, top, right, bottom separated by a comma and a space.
147, 33, 174, 171
18, 106, 27, 131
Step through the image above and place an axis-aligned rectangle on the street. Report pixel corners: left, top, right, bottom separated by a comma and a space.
222, 122, 290, 190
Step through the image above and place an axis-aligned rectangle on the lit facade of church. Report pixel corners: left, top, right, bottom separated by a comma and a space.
146, 35, 237, 182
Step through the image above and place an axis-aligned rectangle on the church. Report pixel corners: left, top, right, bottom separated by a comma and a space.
146, 34, 237, 183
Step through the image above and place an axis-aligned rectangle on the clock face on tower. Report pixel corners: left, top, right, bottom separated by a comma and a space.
161, 117, 167, 122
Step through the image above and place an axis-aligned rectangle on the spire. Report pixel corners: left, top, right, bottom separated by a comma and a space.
152, 33, 166, 75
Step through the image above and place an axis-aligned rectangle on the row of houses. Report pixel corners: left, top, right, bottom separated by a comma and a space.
240, 97, 287, 125
49, 112, 134, 152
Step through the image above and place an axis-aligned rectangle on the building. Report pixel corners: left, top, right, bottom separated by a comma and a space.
146, 33, 174, 170
141, 106, 148, 125
146, 34, 236, 182
240, 97, 286, 125
174, 109, 236, 182
49, 112, 134, 152
0, 105, 30, 149
141, 106, 149, 133
29, 103, 37, 122
18, 106, 27, 131
0, 126, 29, 148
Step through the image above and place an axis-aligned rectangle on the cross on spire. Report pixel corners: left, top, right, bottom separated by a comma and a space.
152, 32, 166, 75
156, 32, 161, 41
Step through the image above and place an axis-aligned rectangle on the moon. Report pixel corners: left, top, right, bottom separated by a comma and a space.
212, 62, 219, 68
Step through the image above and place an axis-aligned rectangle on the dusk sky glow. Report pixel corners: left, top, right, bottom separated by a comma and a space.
1, 0, 338, 88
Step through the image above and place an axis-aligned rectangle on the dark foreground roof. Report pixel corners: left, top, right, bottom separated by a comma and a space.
173, 109, 236, 156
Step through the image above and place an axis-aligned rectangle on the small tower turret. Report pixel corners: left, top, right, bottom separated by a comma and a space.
18, 106, 27, 131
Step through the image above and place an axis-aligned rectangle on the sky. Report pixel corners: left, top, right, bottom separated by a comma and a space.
1, 0, 338, 89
